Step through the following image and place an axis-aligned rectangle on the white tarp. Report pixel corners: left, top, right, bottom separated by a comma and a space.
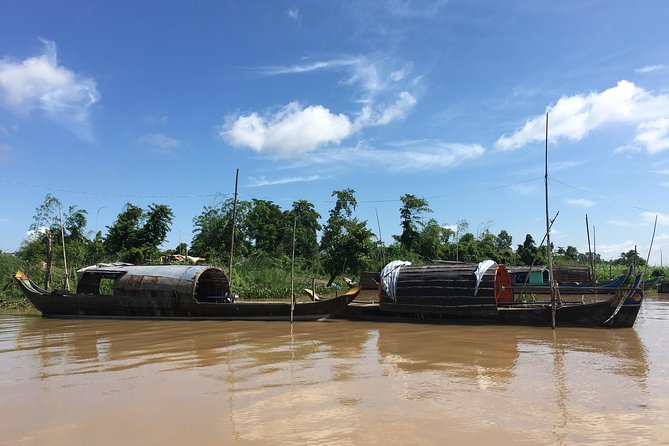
381, 260, 412, 301
474, 259, 496, 296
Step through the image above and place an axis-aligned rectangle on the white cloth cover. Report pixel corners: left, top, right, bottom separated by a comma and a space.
474, 259, 496, 296
380, 260, 412, 301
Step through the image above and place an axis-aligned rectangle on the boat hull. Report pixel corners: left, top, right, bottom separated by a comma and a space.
337, 298, 642, 328
23, 292, 357, 321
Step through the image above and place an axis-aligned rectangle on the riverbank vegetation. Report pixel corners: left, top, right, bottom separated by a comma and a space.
1, 192, 666, 309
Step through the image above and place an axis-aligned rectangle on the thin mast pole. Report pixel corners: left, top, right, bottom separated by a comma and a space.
375, 208, 385, 266
586, 214, 594, 283
228, 169, 239, 286
644, 215, 658, 278
544, 113, 556, 329
59, 206, 69, 292
290, 217, 297, 323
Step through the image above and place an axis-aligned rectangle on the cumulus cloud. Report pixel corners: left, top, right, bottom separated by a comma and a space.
247, 174, 323, 187
0, 39, 100, 140
228, 55, 419, 157
566, 198, 594, 208
287, 8, 300, 20
494, 81, 669, 154
220, 102, 353, 157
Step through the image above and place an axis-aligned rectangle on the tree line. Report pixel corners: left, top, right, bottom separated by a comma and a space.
12, 191, 647, 288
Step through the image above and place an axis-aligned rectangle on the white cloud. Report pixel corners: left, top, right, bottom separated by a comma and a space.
0, 39, 100, 140
294, 139, 485, 172
494, 80, 669, 154
386, 0, 450, 18
221, 102, 353, 157
566, 198, 594, 208
139, 133, 181, 153
247, 174, 323, 187
144, 114, 168, 125
642, 211, 669, 226
287, 8, 300, 20
231, 55, 419, 157
510, 183, 537, 195
634, 118, 669, 154
256, 58, 360, 76
355, 91, 417, 127
597, 240, 637, 260
635, 64, 666, 74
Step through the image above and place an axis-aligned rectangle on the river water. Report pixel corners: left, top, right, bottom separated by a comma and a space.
1, 295, 668, 446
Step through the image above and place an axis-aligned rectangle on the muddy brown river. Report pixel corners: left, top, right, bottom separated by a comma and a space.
1, 295, 668, 445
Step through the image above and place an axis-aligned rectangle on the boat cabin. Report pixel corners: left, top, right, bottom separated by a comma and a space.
75, 264, 230, 303
379, 261, 514, 314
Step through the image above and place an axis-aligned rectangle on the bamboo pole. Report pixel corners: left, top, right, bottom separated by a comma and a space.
228, 169, 239, 287
585, 214, 594, 284
59, 206, 69, 292
643, 215, 658, 278
290, 216, 297, 323
375, 208, 385, 267
544, 113, 556, 329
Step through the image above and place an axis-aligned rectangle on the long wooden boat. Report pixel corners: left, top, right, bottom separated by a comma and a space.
15, 264, 359, 321
337, 261, 643, 328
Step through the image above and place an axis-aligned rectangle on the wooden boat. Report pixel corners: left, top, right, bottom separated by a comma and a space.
641, 276, 663, 291
337, 261, 643, 328
14, 264, 359, 321
659, 281, 669, 293
513, 269, 631, 295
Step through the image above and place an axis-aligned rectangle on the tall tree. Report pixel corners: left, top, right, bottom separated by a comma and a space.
414, 218, 450, 260
190, 199, 252, 261
320, 189, 373, 286
287, 200, 321, 261
396, 194, 432, 251
516, 234, 546, 266
246, 199, 288, 255
104, 203, 174, 263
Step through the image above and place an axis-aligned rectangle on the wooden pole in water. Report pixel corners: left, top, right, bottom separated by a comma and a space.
593, 225, 597, 279
585, 214, 594, 284
290, 216, 297, 323
544, 113, 556, 329
644, 215, 658, 278
228, 169, 239, 287
59, 206, 69, 292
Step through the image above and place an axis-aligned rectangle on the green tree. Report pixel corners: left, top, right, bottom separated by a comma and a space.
104, 203, 174, 263
516, 234, 547, 266
395, 194, 432, 252
246, 199, 289, 255
320, 189, 374, 286
414, 218, 450, 260
613, 249, 646, 267
287, 200, 321, 262
190, 199, 252, 261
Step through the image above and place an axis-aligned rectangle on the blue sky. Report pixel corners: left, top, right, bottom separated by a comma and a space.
1, 0, 668, 264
